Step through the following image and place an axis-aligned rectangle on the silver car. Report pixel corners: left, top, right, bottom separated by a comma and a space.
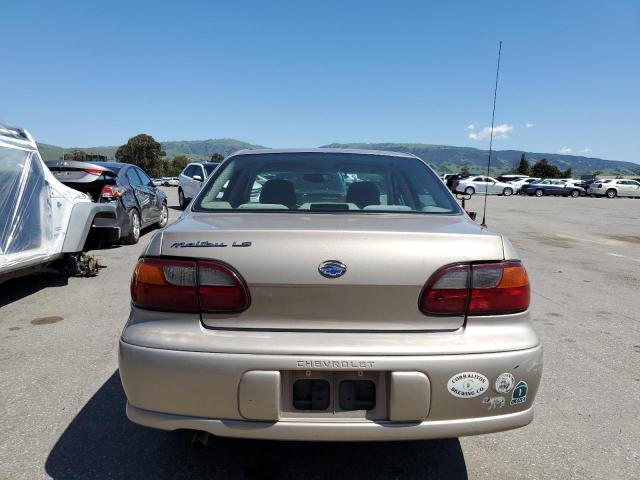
587, 179, 640, 198
178, 162, 220, 208
454, 175, 515, 196
119, 149, 542, 441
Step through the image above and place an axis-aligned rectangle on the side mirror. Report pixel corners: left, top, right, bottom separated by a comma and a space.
193, 175, 202, 181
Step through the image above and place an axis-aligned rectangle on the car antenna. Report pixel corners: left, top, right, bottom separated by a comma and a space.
481, 40, 503, 228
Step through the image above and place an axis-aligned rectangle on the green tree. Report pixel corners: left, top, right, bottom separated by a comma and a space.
211, 152, 224, 162
460, 163, 471, 176
560, 168, 572, 178
62, 150, 88, 161
516, 153, 531, 176
115, 134, 166, 177
531, 159, 562, 178
172, 155, 189, 171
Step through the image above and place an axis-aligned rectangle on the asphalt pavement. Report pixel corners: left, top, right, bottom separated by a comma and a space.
1, 188, 638, 479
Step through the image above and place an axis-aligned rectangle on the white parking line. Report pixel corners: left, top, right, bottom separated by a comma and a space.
606, 252, 640, 262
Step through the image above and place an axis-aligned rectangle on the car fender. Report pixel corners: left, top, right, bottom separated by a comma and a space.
62, 202, 117, 253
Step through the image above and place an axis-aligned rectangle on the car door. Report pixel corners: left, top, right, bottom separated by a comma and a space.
626, 180, 640, 197
125, 167, 153, 224
135, 168, 161, 220
471, 176, 488, 193
183, 165, 197, 199
486, 177, 501, 194
192, 164, 205, 194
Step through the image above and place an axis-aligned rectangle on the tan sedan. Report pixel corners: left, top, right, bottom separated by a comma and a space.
119, 149, 542, 441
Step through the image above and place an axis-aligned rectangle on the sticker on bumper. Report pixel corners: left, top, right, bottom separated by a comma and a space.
510, 381, 528, 405
447, 372, 489, 398
482, 396, 506, 410
494, 372, 515, 393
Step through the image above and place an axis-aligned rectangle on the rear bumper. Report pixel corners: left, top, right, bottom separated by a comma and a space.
119, 339, 542, 441
126, 402, 534, 442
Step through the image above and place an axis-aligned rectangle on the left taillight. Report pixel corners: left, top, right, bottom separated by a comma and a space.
131, 257, 250, 313
419, 261, 530, 316
101, 185, 123, 199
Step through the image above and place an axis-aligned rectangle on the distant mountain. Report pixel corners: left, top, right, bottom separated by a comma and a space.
161, 139, 265, 161
322, 143, 640, 177
37, 139, 639, 176
37, 139, 264, 163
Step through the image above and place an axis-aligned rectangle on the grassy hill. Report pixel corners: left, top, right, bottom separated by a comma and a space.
322, 143, 640, 177
162, 139, 265, 161
37, 139, 264, 163
37, 139, 639, 177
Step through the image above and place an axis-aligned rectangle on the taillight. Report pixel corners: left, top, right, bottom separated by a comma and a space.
420, 261, 529, 316
131, 258, 199, 312
420, 264, 470, 315
84, 168, 104, 175
131, 257, 250, 313
198, 261, 250, 312
101, 185, 123, 199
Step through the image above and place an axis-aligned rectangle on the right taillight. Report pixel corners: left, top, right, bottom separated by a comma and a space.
131, 257, 250, 313
420, 261, 529, 316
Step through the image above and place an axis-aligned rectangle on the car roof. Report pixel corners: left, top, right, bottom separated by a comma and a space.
0, 124, 37, 151
230, 148, 419, 159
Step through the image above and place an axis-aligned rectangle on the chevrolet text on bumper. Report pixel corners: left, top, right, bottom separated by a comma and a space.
118, 149, 543, 441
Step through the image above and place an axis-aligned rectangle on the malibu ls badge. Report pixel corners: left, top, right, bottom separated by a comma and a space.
170, 241, 251, 248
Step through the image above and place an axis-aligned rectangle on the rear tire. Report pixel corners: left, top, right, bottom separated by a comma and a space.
503, 187, 513, 196
122, 209, 141, 245
157, 202, 169, 228
535, 189, 544, 197
606, 189, 617, 199
464, 186, 475, 195
570, 190, 580, 198
178, 188, 188, 209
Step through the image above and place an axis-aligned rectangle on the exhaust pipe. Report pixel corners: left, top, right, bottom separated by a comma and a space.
191, 430, 210, 450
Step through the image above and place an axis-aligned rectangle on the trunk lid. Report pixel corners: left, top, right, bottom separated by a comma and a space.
161, 212, 505, 331
45, 161, 117, 201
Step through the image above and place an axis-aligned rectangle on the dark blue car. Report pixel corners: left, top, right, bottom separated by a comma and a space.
521, 179, 585, 197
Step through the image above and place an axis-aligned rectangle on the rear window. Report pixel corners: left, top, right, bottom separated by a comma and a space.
194, 152, 460, 214
204, 163, 218, 175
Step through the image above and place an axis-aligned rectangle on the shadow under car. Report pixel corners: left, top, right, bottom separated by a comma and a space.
45, 371, 468, 480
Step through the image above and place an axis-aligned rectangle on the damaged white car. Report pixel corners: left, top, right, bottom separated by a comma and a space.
0, 125, 117, 283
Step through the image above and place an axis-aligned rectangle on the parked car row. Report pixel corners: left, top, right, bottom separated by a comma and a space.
443, 173, 640, 199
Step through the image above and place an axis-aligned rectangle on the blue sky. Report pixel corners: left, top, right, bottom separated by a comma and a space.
1, 1, 638, 162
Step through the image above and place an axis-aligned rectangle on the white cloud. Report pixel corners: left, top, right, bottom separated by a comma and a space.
558, 146, 572, 154
525, 122, 534, 128
466, 123, 476, 130
468, 123, 513, 141
579, 148, 592, 155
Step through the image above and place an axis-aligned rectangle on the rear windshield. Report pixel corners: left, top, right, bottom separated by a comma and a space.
194, 153, 461, 214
